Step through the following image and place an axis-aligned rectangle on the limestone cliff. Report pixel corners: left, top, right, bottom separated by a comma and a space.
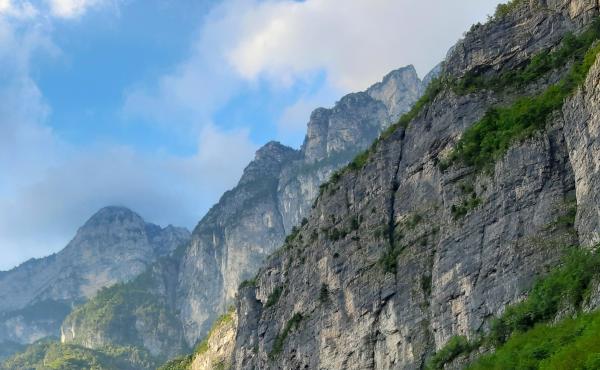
229, 1, 600, 369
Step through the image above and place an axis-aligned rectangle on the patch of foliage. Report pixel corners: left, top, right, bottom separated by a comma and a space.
319, 284, 330, 304
157, 355, 193, 370
194, 307, 236, 357
451, 196, 482, 220
239, 278, 257, 289
285, 226, 301, 244
468, 309, 600, 369
265, 286, 284, 308
446, 20, 600, 172
493, 0, 526, 20
405, 213, 423, 229
379, 242, 405, 274
427, 247, 600, 369
269, 313, 304, 359
1, 339, 158, 370
488, 248, 600, 345
426, 336, 477, 370
63, 271, 183, 354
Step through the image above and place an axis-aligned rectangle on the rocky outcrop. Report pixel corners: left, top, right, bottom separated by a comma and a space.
228, 1, 600, 369
0, 207, 190, 351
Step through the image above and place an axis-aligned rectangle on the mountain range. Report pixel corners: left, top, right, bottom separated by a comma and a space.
3, 0, 600, 369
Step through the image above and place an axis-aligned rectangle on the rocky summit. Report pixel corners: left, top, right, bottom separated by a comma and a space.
0, 206, 190, 358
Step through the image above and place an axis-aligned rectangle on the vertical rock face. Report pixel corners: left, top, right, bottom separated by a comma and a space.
0, 206, 190, 349
229, 1, 600, 369
176, 65, 426, 346
563, 55, 600, 247
177, 142, 301, 344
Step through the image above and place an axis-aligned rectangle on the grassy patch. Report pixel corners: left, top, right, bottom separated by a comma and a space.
468, 310, 600, 369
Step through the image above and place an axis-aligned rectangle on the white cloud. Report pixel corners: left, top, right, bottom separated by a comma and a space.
226, 0, 501, 91
46, 0, 104, 18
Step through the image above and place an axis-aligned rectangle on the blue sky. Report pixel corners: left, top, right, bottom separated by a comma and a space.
0, 0, 502, 270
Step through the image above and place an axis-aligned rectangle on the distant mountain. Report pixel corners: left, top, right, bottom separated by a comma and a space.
0, 206, 190, 359
57, 64, 432, 357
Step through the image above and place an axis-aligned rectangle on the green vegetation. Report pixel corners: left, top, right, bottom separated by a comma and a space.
427, 247, 600, 369
64, 274, 182, 354
379, 242, 406, 274
194, 307, 236, 357
451, 196, 482, 220
285, 226, 301, 244
469, 310, 600, 369
239, 277, 257, 289
269, 313, 304, 359
488, 248, 600, 345
446, 19, 600, 172
319, 284, 330, 304
1, 339, 157, 370
265, 286, 283, 308
426, 336, 476, 370
493, 0, 526, 20
157, 355, 193, 370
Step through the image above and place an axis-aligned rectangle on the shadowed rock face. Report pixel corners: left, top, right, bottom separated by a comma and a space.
228, 1, 600, 369
0, 206, 190, 350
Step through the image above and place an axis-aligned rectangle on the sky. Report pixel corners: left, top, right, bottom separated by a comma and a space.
0, 0, 503, 271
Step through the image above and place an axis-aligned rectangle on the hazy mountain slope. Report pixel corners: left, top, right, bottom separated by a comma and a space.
228, 1, 600, 368
0, 207, 190, 354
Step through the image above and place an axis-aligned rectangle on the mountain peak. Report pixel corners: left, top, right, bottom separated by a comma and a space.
82, 206, 144, 229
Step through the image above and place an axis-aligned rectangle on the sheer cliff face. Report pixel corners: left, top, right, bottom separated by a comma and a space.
177, 65, 426, 345
0, 207, 190, 347
230, 1, 600, 369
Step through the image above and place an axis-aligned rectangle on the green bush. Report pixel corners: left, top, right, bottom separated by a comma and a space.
451, 197, 482, 220
494, 0, 526, 19
265, 287, 283, 308
469, 310, 600, 369
157, 355, 192, 370
426, 336, 476, 370
269, 313, 304, 359
319, 284, 330, 304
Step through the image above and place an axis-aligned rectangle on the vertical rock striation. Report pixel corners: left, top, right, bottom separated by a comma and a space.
229, 1, 600, 369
